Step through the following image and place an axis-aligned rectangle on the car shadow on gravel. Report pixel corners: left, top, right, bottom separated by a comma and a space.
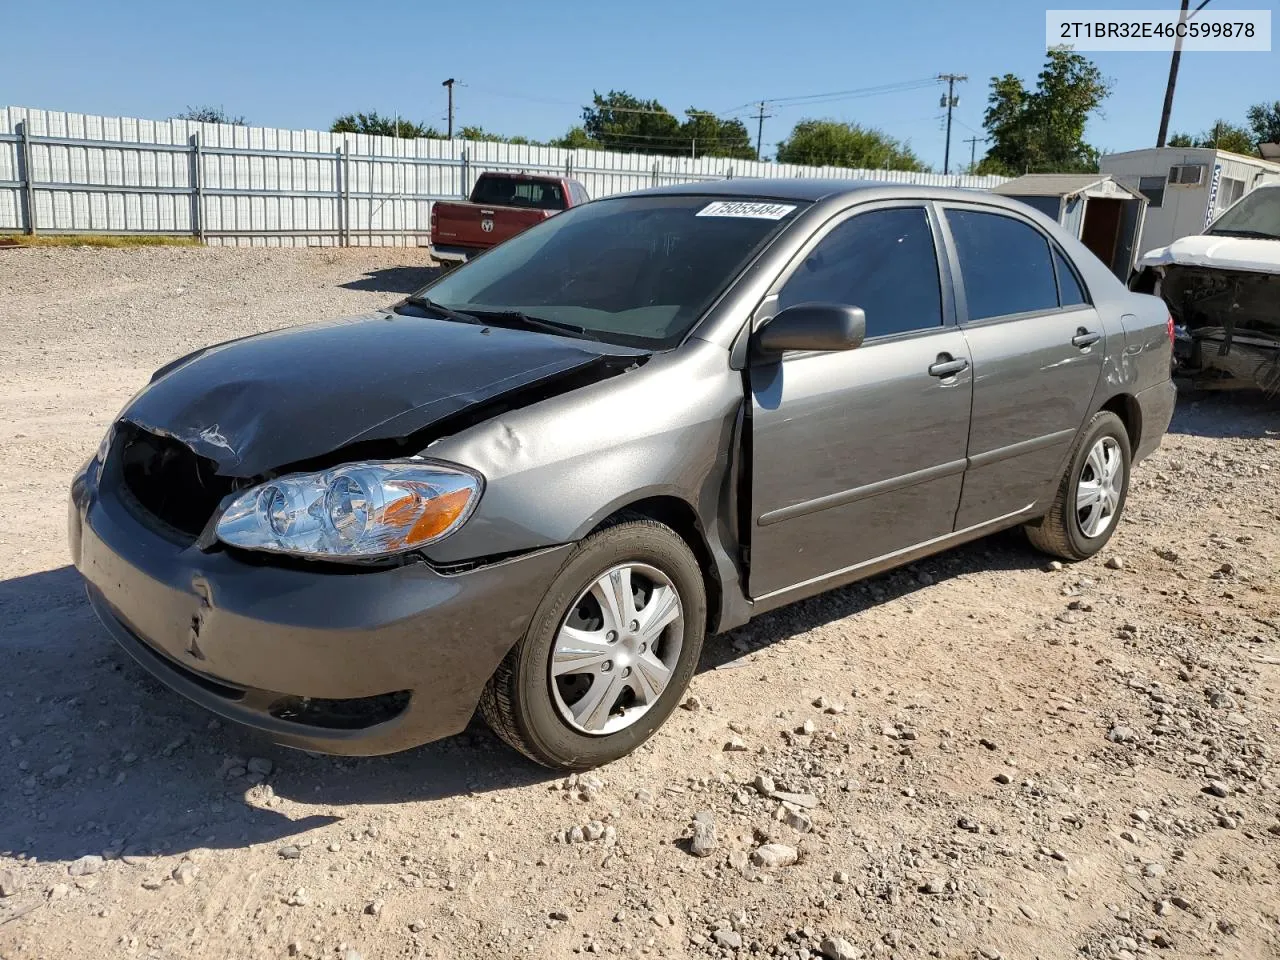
0, 527, 1047, 863
0, 565, 553, 866
339, 264, 446, 294
698, 528, 1044, 670
1168, 387, 1280, 440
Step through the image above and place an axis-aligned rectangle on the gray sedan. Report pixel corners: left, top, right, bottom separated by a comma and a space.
69, 179, 1176, 770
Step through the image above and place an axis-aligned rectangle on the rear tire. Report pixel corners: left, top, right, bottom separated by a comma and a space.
1025, 410, 1131, 561
480, 519, 706, 770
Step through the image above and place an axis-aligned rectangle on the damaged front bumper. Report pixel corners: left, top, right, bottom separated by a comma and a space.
1159, 264, 1280, 394
69, 458, 571, 756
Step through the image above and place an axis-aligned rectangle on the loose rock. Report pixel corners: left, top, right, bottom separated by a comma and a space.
68, 855, 104, 877
689, 811, 717, 857
751, 844, 798, 869
820, 936, 862, 960
0, 869, 23, 897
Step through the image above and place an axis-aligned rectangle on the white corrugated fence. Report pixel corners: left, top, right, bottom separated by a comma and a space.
1, 106, 1009, 246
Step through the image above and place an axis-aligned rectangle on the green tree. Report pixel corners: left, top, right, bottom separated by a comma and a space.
1167, 132, 1195, 147
331, 112, 439, 139
458, 125, 539, 145
1196, 120, 1256, 155
775, 120, 924, 170
550, 126, 602, 150
176, 105, 245, 125
582, 90, 682, 154
976, 48, 1111, 175
679, 110, 757, 159
1246, 101, 1280, 146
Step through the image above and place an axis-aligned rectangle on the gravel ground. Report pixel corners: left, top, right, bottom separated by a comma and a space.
0, 246, 1277, 960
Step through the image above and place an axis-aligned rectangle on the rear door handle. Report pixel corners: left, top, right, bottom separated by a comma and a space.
1071, 329, 1101, 348
928, 355, 969, 378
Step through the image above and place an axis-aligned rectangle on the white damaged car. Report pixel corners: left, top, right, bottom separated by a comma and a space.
1135, 183, 1280, 393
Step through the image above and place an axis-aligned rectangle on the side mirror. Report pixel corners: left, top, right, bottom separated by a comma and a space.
753, 302, 867, 355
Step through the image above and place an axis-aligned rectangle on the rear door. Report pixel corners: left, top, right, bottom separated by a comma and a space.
937, 204, 1105, 528
748, 202, 973, 599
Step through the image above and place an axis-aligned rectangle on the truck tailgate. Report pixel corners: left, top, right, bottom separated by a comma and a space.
432, 202, 551, 250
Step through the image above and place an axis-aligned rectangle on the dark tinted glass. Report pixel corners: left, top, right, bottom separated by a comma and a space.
1054, 248, 1088, 306
947, 209, 1058, 320
778, 207, 942, 338
471, 176, 566, 210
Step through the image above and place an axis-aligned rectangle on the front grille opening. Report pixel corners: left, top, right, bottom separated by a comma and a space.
268, 691, 411, 730
118, 426, 236, 539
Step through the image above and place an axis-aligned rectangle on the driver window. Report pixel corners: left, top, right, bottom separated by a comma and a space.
777, 207, 943, 339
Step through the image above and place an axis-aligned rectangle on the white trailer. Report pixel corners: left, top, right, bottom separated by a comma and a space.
1100, 147, 1280, 262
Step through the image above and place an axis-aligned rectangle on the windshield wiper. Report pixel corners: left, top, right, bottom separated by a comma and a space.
463, 309, 601, 341
1208, 228, 1280, 240
394, 295, 482, 324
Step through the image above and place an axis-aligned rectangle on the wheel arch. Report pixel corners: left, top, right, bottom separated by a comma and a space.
1099, 392, 1142, 454
590, 495, 725, 636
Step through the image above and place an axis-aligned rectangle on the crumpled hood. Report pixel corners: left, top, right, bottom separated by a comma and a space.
1138, 234, 1280, 274
121, 311, 645, 477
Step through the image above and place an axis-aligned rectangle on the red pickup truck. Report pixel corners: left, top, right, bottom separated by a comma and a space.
429, 172, 590, 264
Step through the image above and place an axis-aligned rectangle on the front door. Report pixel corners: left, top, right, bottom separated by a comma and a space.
748, 204, 973, 600
938, 204, 1106, 528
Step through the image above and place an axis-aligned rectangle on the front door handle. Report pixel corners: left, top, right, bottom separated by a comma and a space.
1071, 328, 1101, 348
928, 355, 969, 378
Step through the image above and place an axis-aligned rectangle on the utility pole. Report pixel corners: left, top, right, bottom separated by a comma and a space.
963, 135, 982, 174
938, 74, 967, 175
442, 78, 456, 139
753, 101, 771, 161
1156, 0, 1211, 147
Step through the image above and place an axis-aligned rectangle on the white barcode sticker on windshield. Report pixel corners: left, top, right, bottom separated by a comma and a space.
696, 201, 796, 220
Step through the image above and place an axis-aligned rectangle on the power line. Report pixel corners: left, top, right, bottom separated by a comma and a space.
721, 77, 941, 115
938, 73, 967, 175
963, 134, 986, 173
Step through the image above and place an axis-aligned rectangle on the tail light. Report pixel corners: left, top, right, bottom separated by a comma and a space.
1166, 313, 1175, 344
429, 205, 437, 237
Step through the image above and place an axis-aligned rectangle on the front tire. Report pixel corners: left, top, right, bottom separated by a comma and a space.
1025, 410, 1131, 560
480, 519, 706, 770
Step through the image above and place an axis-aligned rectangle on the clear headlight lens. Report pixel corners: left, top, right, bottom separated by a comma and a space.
215, 460, 482, 559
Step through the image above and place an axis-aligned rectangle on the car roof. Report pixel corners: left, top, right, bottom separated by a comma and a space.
615, 176, 1005, 206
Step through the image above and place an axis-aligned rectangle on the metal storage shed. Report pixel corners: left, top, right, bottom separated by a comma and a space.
992, 173, 1148, 281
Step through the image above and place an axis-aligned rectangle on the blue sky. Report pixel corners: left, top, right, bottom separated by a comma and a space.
5, 0, 1277, 170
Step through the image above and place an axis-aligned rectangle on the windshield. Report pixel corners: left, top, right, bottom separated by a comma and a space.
416, 195, 806, 348
1207, 186, 1280, 240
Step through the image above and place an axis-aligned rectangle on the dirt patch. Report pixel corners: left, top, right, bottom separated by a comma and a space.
1, 247, 1277, 960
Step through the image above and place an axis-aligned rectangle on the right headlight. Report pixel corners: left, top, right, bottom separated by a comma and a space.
215, 460, 483, 560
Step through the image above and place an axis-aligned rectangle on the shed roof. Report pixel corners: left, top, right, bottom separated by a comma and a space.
992, 173, 1144, 202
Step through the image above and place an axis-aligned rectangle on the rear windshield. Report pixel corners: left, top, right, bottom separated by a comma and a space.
418, 195, 806, 348
471, 176, 565, 210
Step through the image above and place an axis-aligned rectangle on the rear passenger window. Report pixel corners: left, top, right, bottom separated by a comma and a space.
1053, 247, 1088, 306
946, 209, 1058, 321
777, 207, 942, 339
